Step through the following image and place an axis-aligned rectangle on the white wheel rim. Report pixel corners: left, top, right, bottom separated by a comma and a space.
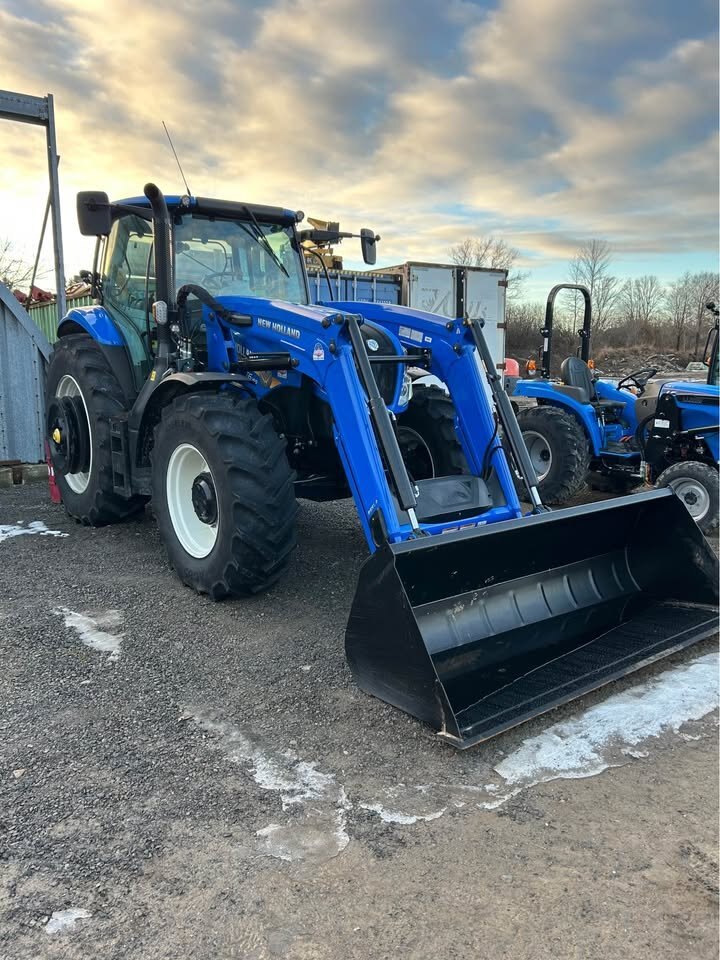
166, 443, 219, 558
56, 374, 92, 494
669, 478, 710, 522
523, 430, 552, 482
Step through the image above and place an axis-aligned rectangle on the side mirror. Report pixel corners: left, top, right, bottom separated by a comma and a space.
360, 228, 378, 266
77, 191, 112, 236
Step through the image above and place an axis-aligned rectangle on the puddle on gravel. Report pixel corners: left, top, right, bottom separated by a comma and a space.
53, 607, 124, 661
185, 708, 350, 864
0, 520, 68, 543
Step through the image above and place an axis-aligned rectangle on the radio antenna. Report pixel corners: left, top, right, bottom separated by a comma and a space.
162, 121, 192, 196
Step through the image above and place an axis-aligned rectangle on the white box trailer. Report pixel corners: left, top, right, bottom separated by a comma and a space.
307, 261, 508, 379
380, 261, 508, 380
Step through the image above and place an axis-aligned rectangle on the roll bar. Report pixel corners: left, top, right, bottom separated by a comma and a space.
540, 284, 591, 379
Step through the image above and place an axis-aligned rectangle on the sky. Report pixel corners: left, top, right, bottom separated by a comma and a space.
0, 0, 717, 300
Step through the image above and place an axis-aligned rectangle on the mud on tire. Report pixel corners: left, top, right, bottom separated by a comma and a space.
151, 391, 298, 599
516, 404, 590, 504
45, 334, 147, 525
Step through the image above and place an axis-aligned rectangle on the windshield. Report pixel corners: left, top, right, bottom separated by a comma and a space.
174, 214, 308, 304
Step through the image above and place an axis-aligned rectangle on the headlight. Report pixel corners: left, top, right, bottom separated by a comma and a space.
398, 372, 413, 408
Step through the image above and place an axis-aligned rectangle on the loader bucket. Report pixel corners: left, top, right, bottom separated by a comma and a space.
346, 489, 718, 748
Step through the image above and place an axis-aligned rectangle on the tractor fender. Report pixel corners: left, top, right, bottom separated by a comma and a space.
57, 308, 136, 405
59, 304, 125, 346
513, 381, 603, 455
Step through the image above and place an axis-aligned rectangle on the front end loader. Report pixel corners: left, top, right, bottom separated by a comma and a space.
45, 185, 718, 747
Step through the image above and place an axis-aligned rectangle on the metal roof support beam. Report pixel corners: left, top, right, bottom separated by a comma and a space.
0, 89, 66, 323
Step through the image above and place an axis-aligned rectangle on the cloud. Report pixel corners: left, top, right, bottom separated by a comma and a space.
0, 0, 716, 289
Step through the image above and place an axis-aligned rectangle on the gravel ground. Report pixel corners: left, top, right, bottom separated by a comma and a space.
1, 482, 718, 960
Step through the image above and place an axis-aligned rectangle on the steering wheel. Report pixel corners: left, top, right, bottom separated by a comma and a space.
617, 367, 657, 395
200, 270, 230, 293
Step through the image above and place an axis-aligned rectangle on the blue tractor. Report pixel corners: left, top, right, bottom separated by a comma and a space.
513, 285, 719, 533
513, 284, 651, 502
638, 302, 719, 534
44, 186, 717, 747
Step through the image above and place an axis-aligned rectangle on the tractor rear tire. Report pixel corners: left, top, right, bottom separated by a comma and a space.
45, 335, 147, 525
151, 391, 298, 599
656, 461, 718, 536
516, 404, 590, 504
397, 385, 468, 479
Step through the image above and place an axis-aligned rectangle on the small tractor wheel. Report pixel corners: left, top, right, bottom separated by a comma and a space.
397, 385, 468, 479
45, 334, 147, 525
151, 391, 297, 598
656, 461, 718, 535
516, 405, 590, 504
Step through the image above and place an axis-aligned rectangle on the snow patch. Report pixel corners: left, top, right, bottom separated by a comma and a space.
0, 520, 67, 543
360, 802, 446, 825
45, 908, 92, 934
468, 652, 719, 810
53, 607, 124, 661
187, 708, 350, 863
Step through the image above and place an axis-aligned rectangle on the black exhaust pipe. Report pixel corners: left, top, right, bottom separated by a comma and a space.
143, 183, 174, 307
143, 183, 175, 358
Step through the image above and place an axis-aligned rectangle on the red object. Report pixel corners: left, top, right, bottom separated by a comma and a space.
504, 357, 520, 378
45, 442, 62, 504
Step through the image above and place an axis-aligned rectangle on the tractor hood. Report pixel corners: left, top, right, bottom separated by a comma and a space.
212, 295, 344, 327
658, 379, 719, 398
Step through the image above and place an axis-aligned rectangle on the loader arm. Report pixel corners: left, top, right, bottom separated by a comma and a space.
185, 295, 524, 548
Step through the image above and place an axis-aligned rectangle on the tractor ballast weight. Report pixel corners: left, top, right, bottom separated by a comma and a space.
48, 185, 719, 748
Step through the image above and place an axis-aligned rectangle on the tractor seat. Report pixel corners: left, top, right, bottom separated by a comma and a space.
560, 357, 625, 413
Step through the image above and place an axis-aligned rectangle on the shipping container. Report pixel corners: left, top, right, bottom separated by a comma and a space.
306, 269, 402, 306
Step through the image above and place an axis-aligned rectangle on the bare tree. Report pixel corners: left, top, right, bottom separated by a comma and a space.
689, 272, 720, 357
0, 238, 34, 291
620, 275, 665, 336
449, 235, 529, 300
665, 272, 694, 352
567, 239, 620, 331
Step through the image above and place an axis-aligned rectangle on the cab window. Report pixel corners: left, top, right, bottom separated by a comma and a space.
102, 214, 155, 385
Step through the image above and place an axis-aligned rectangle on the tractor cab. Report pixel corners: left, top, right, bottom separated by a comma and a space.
77, 193, 311, 391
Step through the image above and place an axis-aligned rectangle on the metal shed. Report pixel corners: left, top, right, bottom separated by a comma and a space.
0, 283, 52, 462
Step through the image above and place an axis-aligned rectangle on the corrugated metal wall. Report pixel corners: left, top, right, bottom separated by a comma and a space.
0, 283, 52, 462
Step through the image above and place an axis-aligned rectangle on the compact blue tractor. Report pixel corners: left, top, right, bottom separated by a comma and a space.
45, 186, 717, 747
638, 302, 719, 534
513, 285, 719, 533
513, 284, 651, 502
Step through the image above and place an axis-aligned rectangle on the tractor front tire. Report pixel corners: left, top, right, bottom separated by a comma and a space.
45, 334, 147, 525
656, 461, 718, 536
151, 391, 297, 598
397, 385, 468, 479
516, 404, 590, 504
